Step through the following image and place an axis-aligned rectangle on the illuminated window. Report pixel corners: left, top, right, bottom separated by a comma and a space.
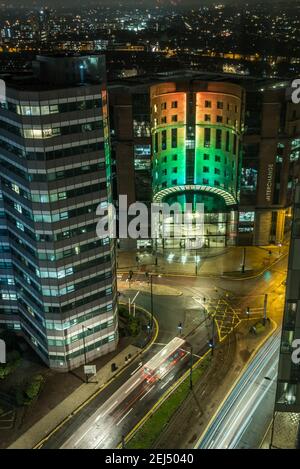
12, 183, 20, 194
16, 221, 24, 231
14, 203, 22, 214
186, 139, 195, 149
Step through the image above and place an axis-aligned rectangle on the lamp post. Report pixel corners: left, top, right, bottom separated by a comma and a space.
150, 273, 153, 330
82, 325, 88, 383
82, 325, 93, 383
241, 247, 246, 273
209, 318, 215, 356
195, 249, 200, 276
189, 344, 193, 390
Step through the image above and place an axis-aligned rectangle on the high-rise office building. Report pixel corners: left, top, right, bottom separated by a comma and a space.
150, 81, 245, 249
0, 55, 118, 371
272, 184, 300, 449
239, 85, 300, 246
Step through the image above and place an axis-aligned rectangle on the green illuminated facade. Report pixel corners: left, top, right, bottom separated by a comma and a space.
151, 81, 245, 248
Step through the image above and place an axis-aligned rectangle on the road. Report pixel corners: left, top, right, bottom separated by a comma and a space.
39, 252, 287, 449
60, 349, 191, 449
43, 335, 210, 449
197, 328, 280, 449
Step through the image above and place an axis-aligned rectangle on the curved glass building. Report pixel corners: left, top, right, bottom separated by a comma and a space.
151, 81, 245, 248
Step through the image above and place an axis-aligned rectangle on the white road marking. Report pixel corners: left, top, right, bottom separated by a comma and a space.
132, 291, 140, 303
140, 386, 155, 401
160, 377, 173, 390
125, 377, 141, 394
101, 400, 119, 417
116, 407, 133, 426
130, 363, 143, 376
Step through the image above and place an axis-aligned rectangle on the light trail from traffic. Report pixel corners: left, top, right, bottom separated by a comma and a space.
196, 328, 281, 449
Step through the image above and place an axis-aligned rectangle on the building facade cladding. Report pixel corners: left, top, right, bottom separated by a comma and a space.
150, 81, 245, 247
109, 84, 151, 207
272, 184, 300, 449
240, 87, 300, 246
0, 57, 118, 371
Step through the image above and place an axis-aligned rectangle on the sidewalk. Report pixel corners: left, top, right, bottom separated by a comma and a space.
117, 244, 289, 278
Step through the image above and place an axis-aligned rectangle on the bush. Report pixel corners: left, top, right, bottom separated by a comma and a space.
0, 351, 21, 380
118, 305, 130, 319
128, 318, 141, 337
24, 375, 44, 404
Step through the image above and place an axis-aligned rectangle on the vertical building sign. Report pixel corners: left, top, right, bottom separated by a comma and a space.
265, 163, 274, 203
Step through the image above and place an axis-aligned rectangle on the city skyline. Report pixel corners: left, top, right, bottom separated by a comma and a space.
0, 0, 299, 454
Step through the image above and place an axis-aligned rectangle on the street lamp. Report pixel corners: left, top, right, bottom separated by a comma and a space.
185, 342, 193, 390
82, 325, 93, 383
195, 249, 200, 276
208, 317, 216, 356
189, 344, 193, 390
241, 247, 246, 273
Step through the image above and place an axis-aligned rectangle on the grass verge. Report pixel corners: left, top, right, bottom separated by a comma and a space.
127, 355, 211, 449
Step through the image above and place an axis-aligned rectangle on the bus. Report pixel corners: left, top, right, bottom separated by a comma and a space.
142, 337, 186, 383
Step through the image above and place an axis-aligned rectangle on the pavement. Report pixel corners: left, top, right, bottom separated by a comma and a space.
117, 244, 289, 279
